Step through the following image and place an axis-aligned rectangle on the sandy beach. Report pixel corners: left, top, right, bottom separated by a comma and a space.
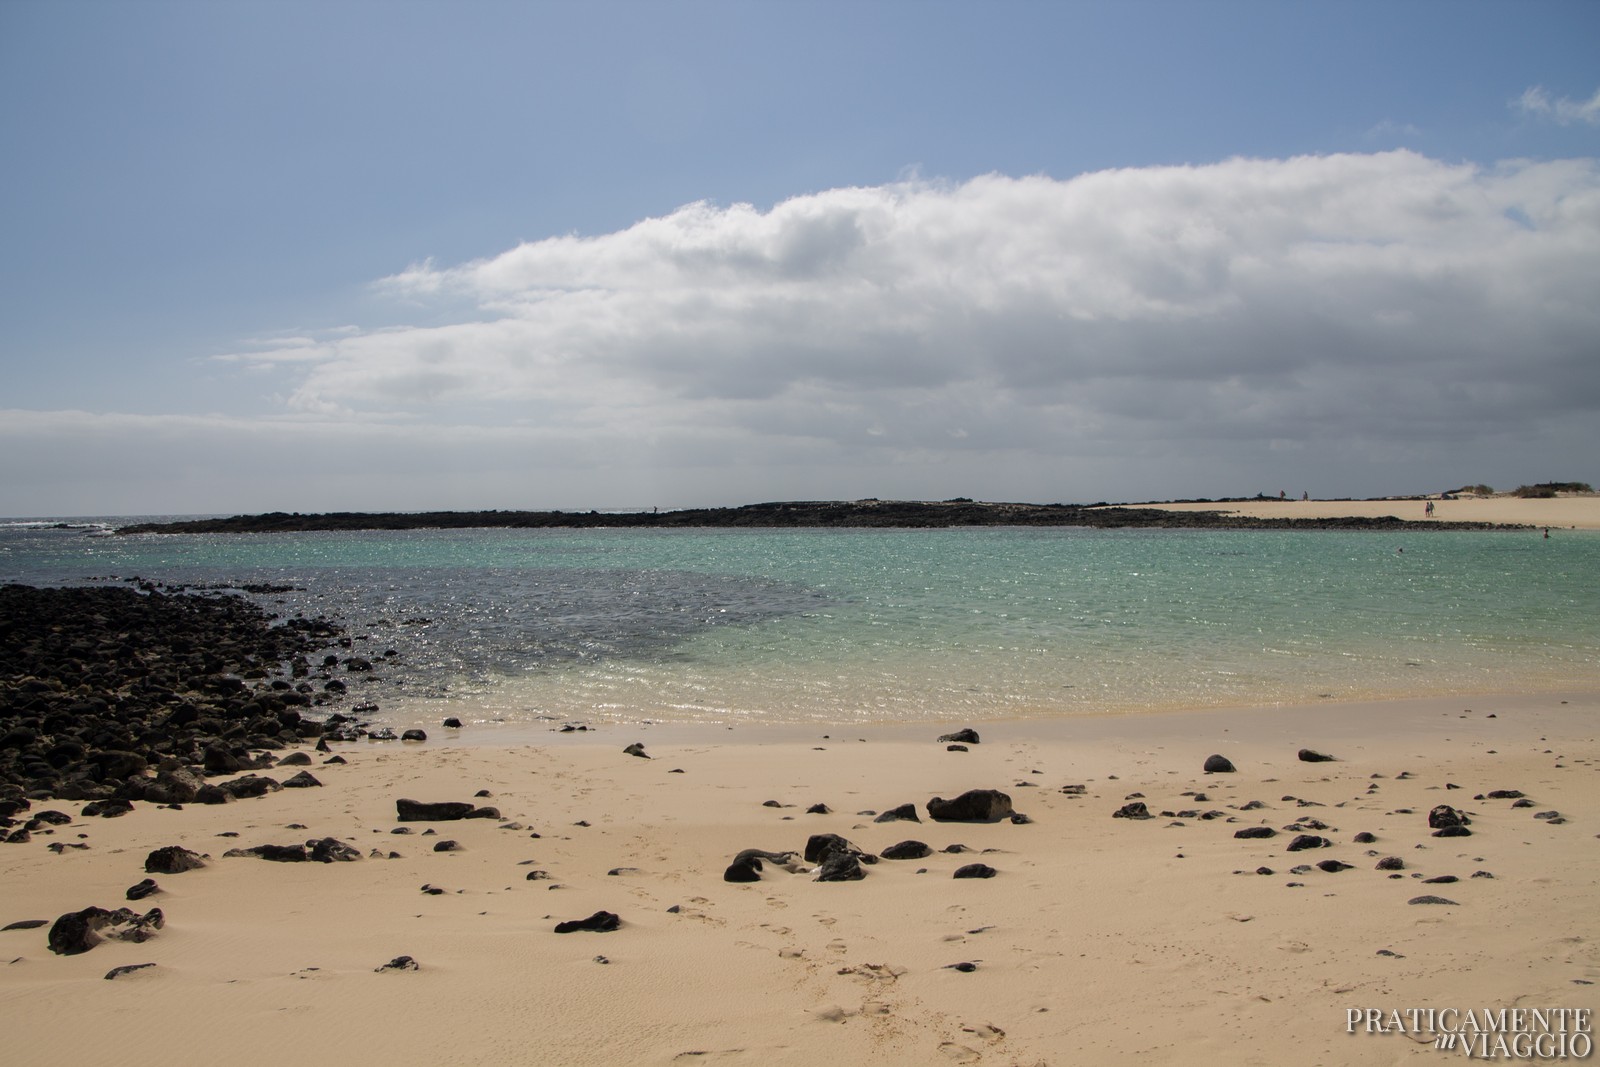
1113, 493, 1600, 531
3, 692, 1596, 1066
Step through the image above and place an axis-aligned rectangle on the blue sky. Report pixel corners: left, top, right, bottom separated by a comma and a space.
2, 0, 1598, 515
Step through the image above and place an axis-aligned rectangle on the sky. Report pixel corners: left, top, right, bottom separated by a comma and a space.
2, 0, 1598, 517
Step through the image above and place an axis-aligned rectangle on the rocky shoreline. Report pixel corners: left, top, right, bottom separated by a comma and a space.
116, 498, 1524, 534
0, 582, 387, 812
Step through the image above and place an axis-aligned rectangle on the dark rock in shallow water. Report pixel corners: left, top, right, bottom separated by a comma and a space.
48, 906, 164, 955
952, 863, 997, 879
937, 728, 981, 745
926, 789, 1013, 822
442, 718, 462, 729
554, 911, 620, 933
401, 729, 427, 742
874, 803, 920, 824
144, 846, 206, 874
395, 799, 475, 822
879, 840, 933, 860
1203, 754, 1236, 773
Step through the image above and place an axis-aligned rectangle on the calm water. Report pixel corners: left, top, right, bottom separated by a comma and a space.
3, 519, 1597, 725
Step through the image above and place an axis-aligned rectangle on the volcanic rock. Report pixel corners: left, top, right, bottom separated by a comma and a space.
926, 789, 1013, 822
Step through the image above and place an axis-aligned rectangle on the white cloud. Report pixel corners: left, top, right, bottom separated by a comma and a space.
251, 152, 1600, 447
8, 150, 1600, 513
1515, 86, 1600, 126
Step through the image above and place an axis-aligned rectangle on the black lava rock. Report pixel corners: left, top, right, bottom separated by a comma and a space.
953, 863, 997, 879
926, 789, 1013, 822
554, 911, 621, 933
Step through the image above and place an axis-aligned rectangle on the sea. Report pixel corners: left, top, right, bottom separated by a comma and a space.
3, 518, 1597, 727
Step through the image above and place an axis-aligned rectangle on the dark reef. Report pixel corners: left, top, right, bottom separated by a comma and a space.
116, 499, 1522, 534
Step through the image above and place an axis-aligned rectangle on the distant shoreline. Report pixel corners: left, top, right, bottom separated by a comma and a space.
113, 498, 1532, 534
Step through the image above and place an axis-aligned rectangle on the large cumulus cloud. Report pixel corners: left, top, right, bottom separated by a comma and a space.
12, 150, 1599, 514
231, 150, 1599, 464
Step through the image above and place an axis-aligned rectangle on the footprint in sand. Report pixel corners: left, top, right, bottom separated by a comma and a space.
938, 1042, 980, 1063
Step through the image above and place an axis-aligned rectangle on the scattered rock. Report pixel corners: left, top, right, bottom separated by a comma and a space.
815, 853, 866, 882
927, 789, 1013, 822
623, 743, 650, 759
144, 846, 206, 875
1113, 802, 1152, 820
1286, 835, 1331, 852
1233, 826, 1277, 839
1297, 749, 1337, 762
281, 771, 322, 789
1376, 856, 1405, 871
1316, 859, 1353, 872
401, 730, 427, 742
880, 840, 933, 860
395, 799, 478, 822
125, 879, 160, 901
724, 857, 763, 882
47, 906, 164, 955
937, 728, 980, 745
1407, 895, 1459, 906
103, 962, 157, 980
1427, 805, 1470, 830
953, 863, 997, 879
375, 955, 419, 972
554, 911, 620, 933
308, 837, 361, 863
874, 803, 920, 824
224, 843, 307, 862
1203, 754, 1236, 774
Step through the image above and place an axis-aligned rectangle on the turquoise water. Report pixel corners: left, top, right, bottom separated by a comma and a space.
3, 521, 1597, 724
